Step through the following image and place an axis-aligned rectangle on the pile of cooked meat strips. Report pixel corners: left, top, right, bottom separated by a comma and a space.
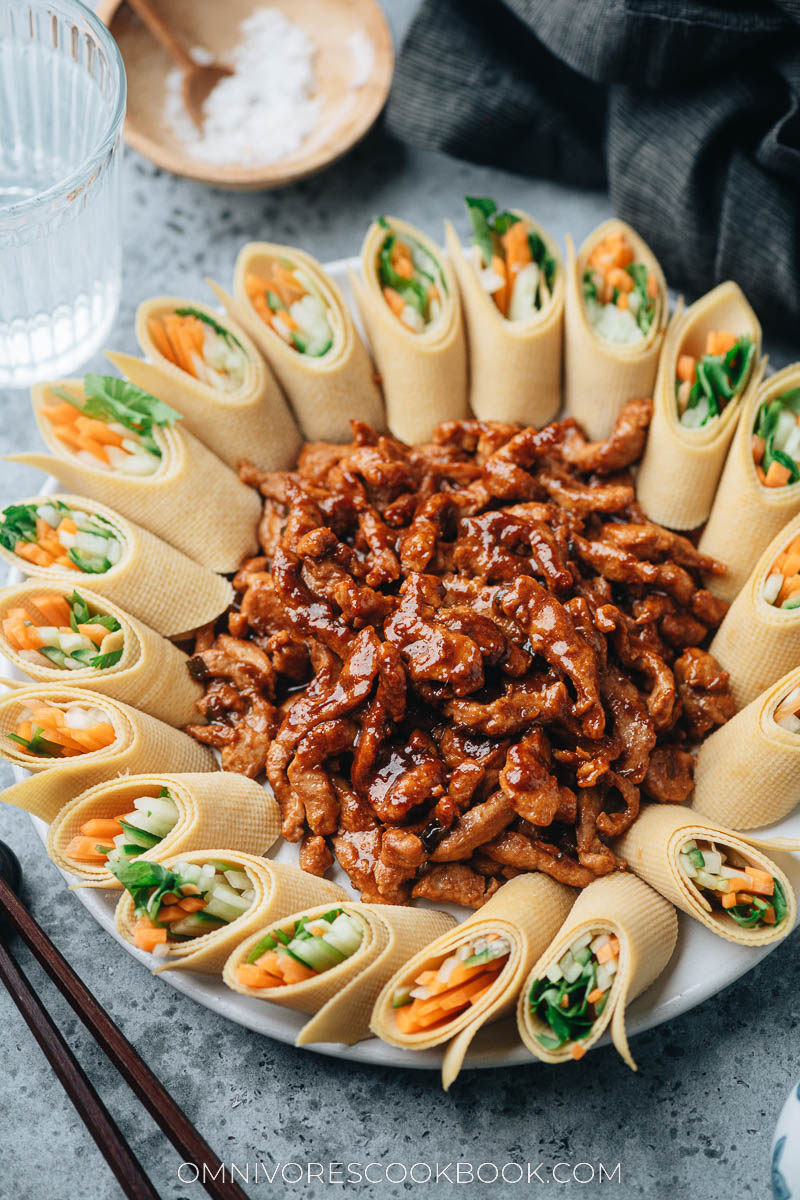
187, 400, 735, 908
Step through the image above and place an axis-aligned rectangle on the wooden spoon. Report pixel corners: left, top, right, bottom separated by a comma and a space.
125, 0, 232, 129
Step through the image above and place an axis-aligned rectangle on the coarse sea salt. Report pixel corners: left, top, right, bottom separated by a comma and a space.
347, 29, 375, 88
164, 8, 320, 167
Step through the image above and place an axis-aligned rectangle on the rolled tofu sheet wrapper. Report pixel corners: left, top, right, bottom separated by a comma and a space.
517, 873, 677, 1070
114, 850, 347, 975
0, 684, 215, 824
637, 282, 764, 530
47, 772, 280, 887
615, 804, 797, 947
9, 377, 260, 572
105, 295, 301, 473
370, 874, 575, 1089
693, 667, 800, 833
564, 220, 667, 441
226, 244, 385, 442
0, 581, 202, 727
699, 363, 800, 602
444, 212, 564, 426
0, 493, 233, 639
350, 216, 468, 444
224, 901, 455, 1046
709, 511, 800, 708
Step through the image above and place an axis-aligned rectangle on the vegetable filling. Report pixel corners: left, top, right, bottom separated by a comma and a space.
583, 231, 659, 345
761, 535, 800, 610
41, 375, 181, 476
110, 858, 255, 954
236, 907, 365, 988
676, 332, 755, 429
245, 260, 333, 357
2, 590, 123, 672
148, 308, 247, 390
679, 838, 787, 929
390, 933, 511, 1033
376, 217, 447, 334
6, 702, 115, 758
752, 387, 800, 487
528, 929, 620, 1060
64, 787, 178, 865
773, 684, 800, 734
0, 500, 123, 574
464, 195, 557, 321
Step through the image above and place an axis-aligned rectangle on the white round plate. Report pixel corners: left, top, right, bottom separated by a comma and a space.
8, 256, 800, 1072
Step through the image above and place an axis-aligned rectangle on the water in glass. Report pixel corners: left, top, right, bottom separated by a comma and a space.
0, 1, 126, 387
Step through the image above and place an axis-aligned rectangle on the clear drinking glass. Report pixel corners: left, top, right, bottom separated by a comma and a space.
0, 0, 126, 388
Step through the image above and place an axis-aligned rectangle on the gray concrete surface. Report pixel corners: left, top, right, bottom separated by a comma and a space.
0, 2, 797, 1197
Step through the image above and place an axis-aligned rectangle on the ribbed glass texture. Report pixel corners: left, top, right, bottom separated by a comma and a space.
0, 1, 126, 387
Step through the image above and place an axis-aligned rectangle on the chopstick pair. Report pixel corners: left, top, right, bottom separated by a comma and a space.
0, 855, 249, 1200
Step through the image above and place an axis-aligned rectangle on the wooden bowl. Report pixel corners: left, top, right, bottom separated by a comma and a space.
97, 0, 394, 189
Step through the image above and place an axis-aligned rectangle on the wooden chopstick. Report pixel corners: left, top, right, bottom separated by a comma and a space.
0, 875, 250, 1200
0, 937, 159, 1200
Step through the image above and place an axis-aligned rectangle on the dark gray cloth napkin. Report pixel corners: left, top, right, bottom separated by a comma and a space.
385, 0, 800, 338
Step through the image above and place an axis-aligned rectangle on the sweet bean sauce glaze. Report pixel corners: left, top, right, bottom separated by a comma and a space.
187, 402, 735, 906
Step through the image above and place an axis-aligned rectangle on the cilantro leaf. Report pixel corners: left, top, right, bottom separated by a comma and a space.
53, 376, 182, 460
108, 858, 179, 921
0, 503, 38, 552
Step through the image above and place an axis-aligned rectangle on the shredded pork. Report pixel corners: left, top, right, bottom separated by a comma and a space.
187, 402, 734, 906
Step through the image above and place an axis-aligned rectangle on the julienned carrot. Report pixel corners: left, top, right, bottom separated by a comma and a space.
394, 1003, 448, 1035
42, 402, 113, 465
16, 541, 53, 567
30, 594, 72, 626
45, 402, 81, 425
2, 618, 43, 650
237, 963, 281, 989
390, 240, 414, 280
253, 948, 316, 985
272, 265, 305, 308
81, 818, 125, 840
382, 287, 406, 319
595, 937, 620, 964
607, 266, 634, 296
246, 273, 302, 328
2, 595, 121, 663
162, 315, 197, 376
11, 706, 115, 757
491, 254, 509, 316
501, 220, 531, 288
70, 723, 116, 751
706, 330, 737, 356
765, 461, 792, 488
75, 416, 124, 447
133, 918, 168, 952
149, 311, 208, 377
588, 231, 635, 274
155, 905, 187, 924
425, 959, 494, 996
76, 622, 109, 646
63, 836, 110, 863
394, 956, 507, 1035
148, 316, 174, 363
